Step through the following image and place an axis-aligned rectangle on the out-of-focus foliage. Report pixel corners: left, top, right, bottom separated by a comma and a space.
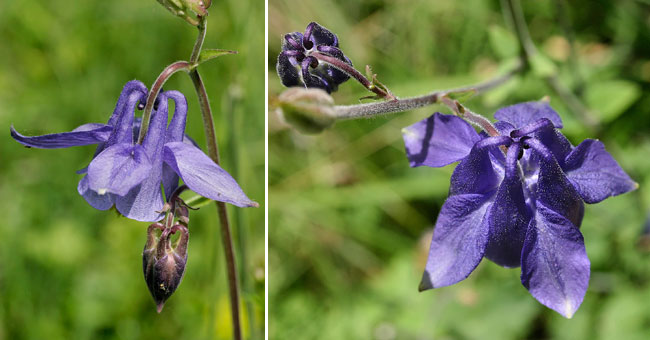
0, 0, 264, 339
269, 0, 650, 339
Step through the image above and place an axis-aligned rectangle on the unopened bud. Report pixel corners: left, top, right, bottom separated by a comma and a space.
276, 88, 336, 134
155, 0, 209, 26
187, 0, 211, 12
143, 223, 189, 313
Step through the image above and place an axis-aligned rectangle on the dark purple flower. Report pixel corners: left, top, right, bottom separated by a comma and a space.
11, 80, 257, 222
402, 101, 637, 318
276, 22, 352, 93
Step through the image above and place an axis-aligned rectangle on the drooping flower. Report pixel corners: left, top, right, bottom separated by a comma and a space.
11, 80, 257, 222
276, 22, 352, 93
402, 101, 637, 318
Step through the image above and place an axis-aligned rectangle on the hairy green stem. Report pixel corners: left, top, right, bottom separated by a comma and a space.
332, 60, 523, 120
191, 70, 243, 340
190, 17, 206, 63
188, 19, 242, 340
310, 52, 396, 100
441, 96, 501, 138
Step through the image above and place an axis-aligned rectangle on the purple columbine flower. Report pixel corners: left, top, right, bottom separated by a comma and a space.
402, 101, 637, 318
276, 22, 352, 93
11, 80, 257, 222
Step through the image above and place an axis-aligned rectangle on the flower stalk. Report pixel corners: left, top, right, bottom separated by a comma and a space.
137, 61, 192, 145
330, 60, 523, 121
440, 96, 501, 138
310, 51, 395, 100
188, 18, 243, 340
190, 17, 207, 63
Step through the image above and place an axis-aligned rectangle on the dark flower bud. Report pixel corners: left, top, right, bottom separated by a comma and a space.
276, 22, 353, 93
143, 223, 189, 313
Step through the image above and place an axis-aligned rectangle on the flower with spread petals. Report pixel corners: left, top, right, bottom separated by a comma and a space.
276, 22, 352, 93
402, 101, 637, 318
11, 80, 257, 222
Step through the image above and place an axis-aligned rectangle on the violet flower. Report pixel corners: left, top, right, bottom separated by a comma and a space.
402, 101, 636, 318
11, 80, 257, 222
276, 22, 352, 93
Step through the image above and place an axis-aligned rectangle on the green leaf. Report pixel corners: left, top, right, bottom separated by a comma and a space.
488, 25, 519, 59
196, 49, 237, 66
184, 195, 213, 209
445, 88, 476, 102
585, 80, 641, 122
529, 53, 557, 77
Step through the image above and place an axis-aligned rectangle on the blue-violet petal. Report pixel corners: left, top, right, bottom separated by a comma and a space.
163, 142, 258, 208
420, 193, 492, 290
495, 101, 563, 129
521, 203, 590, 318
402, 113, 482, 168
87, 143, 152, 196
485, 143, 531, 267
10, 124, 112, 149
563, 139, 637, 203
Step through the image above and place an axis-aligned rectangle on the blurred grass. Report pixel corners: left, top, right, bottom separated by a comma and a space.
0, 1, 264, 339
269, 0, 650, 339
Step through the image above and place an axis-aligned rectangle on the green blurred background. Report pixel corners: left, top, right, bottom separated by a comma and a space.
269, 0, 650, 339
0, 1, 264, 339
